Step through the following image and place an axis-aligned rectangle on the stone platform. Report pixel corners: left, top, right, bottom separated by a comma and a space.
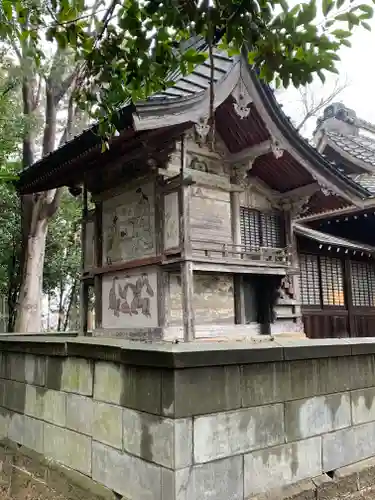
0, 335, 374, 499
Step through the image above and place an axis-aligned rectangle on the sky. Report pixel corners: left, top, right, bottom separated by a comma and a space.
278, 14, 375, 138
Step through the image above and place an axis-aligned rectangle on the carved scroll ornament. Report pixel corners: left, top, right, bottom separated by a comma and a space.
232, 79, 253, 119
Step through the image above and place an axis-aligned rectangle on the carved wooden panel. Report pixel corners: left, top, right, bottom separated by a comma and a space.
164, 192, 179, 250
190, 187, 232, 243
102, 267, 158, 329
102, 182, 155, 265
167, 272, 235, 326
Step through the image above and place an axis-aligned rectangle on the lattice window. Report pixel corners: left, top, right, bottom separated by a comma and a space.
299, 254, 321, 306
320, 256, 345, 306
240, 207, 260, 249
260, 212, 283, 248
240, 207, 283, 249
351, 261, 375, 307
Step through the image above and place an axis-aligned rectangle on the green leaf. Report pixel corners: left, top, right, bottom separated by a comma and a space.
322, 0, 334, 16
361, 20, 372, 30
332, 29, 351, 38
358, 4, 374, 15
340, 38, 352, 47
2, 1, 12, 20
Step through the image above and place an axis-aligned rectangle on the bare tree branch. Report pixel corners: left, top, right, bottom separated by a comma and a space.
295, 77, 349, 132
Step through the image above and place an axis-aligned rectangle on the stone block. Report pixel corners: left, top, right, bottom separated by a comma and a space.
25, 386, 66, 427
244, 437, 322, 497
351, 387, 375, 425
0, 407, 10, 438
8, 413, 44, 454
318, 357, 353, 395
162, 365, 241, 417
92, 440, 162, 500
322, 421, 375, 471
8, 353, 26, 382
94, 362, 123, 405
283, 360, 321, 401
349, 355, 375, 390
285, 393, 351, 441
93, 401, 122, 449
25, 385, 45, 419
121, 366, 162, 414
241, 362, 286, 407
123, 408, 192, 469
66, 394, 93, 436
194, 404, 284, 463
94, 361, 162, 415
25, 354, 46, 386
4, 380, 26, 413
44, 423, 91, 476
43, 389, 66, 427
174, 455, 243, 500
61, 357, 93, 396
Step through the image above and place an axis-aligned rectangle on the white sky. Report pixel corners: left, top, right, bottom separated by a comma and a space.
278, 14, 375, 138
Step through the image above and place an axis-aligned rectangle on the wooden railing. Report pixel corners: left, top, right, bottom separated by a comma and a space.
191, 239, 291, 265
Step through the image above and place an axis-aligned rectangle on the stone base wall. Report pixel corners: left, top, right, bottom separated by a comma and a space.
0, 337, 375, 499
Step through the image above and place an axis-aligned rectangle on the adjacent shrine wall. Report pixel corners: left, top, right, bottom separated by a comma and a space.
1, 337, 375, 499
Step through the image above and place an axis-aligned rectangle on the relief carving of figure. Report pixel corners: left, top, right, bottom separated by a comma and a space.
108, 273, 155, 318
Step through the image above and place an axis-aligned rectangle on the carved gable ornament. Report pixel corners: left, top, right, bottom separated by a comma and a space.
232, 78, 253, 119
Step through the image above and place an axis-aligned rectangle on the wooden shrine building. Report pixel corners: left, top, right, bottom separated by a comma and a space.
17, 41, 374, 341
295, 102, 375, 338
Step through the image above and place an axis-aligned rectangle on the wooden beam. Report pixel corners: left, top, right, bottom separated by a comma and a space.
229, 140, 272, 163
91, 256, 162, 276
181, 260, 195, 341
279, 182, 320, 201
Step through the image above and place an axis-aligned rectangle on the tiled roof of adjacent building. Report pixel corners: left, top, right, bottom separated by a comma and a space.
327, 131, 375, 166
350, 173, 375, 194
294, 223, 375, 254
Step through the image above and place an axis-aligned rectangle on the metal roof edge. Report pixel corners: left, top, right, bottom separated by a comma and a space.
294, 222, 375, 254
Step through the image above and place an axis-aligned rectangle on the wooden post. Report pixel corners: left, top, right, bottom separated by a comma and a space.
179, 172, 195, 340
284, 207, 303, 330
80, 184, 89, 335
344, 258, 355, 337
181, 260, 195, 341
231, 190, 245, 324
94, 201, 103, 329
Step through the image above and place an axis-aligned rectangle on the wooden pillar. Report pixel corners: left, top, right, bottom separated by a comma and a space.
181, 260, 194, 341
179, 181, 195, 340
231, 190, 245, 323
80, 185, 89, 335
94, 201, 103, 330
284, 208, 303, 331
344, 259, 355, 337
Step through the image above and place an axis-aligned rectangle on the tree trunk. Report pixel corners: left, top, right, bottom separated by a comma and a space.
63, 278, 77, 331
57, 277, 64, 332
15, 217, 48, 332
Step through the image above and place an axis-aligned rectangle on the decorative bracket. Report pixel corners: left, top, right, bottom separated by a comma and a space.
194, 116, 210, 144
271, 137, 284, 159
233, 160, 253, 185
232, 79, 253, 119
281, 195, 311, 218
311, 173, 337, 197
